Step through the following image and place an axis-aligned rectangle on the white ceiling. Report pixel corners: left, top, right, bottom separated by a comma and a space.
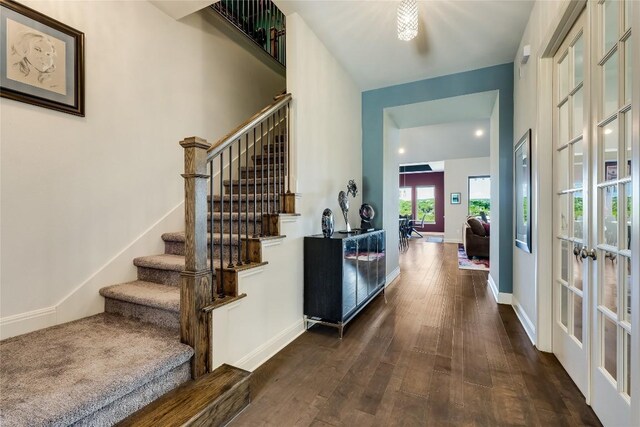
399, 119, 490, 164
276, 0, 534, 90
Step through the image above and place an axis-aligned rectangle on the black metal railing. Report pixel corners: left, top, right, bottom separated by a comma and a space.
212, 0, 286, 67
207, 94, 291, 297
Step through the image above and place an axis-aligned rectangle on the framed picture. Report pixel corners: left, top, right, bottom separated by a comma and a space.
450, 192, 461, 204
0, 0, 84, 116
515, 129, 532, 253
605, 162, 617, 181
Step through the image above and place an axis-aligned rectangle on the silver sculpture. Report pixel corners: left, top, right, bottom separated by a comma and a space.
321, 208, 335, 237
338, 180, 359, 233
338, 191, 350, 232
359, 203, 375, 230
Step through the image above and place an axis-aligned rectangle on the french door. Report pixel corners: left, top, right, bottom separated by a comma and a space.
553, 8, 589, 396
590, 0, 633, 424
553, 1, 635, 425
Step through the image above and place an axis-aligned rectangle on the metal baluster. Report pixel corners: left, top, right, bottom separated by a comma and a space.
266, 115, 272, 235
228, 144, 234, 268
245, 132, 250, 262
286, 102, 290, 194
260, 121, 265, 236
277, 107, 282, 212
209, 159, 214, 297
218, 151, 225, 297
237, 137, 243, 265
253, 127, 258, 237
272, 112, 277, 216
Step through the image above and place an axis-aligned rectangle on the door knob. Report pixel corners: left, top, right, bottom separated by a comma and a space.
580, 246, 597, 260
573, 245, 581, 256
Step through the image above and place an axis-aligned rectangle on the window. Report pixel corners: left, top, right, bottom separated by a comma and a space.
416, 186, 436, 223
468, 176, 491, 218
399, 187, 412, 216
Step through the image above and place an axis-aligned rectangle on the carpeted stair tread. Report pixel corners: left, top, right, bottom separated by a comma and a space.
100, 281, 179, 312
0, 313, 193, 426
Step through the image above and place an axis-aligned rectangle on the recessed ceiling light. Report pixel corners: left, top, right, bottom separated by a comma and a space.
475, 129, 484, 137
604, 128, 613, 135
398, 148, 405, 154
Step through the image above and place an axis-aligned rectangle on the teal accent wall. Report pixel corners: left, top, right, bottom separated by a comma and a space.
362, 63, 514, 293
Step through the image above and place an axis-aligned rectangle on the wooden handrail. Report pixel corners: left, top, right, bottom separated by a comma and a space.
207, 93, 292, 161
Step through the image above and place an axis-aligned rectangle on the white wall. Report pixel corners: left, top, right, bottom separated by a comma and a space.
512, 0, 571, 348
210, 12, 363, 371
287, 13, 362, 233
489, 97, 501, 293
0, 1, 285, 337
383, 112, 400, 281
443, 157, 491, 243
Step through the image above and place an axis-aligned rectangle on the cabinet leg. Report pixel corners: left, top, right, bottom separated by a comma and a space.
383, 287, 387, 304
338, 324, 343, 339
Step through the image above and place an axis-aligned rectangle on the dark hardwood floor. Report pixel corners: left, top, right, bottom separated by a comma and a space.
231, 241, 602, 426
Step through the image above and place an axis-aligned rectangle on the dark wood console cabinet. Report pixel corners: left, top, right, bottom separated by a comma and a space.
303, 230, 386, 337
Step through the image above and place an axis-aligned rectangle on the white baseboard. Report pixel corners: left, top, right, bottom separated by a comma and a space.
512, 296, 536, 345
233, 319, 305, 372
488, 274, 512, 305
444, 238, 463, 244
0, 306, 57, 340
0, 201, 184, 339
386, 266, 400, 287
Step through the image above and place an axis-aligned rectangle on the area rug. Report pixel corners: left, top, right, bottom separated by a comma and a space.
457, 244, 489, 271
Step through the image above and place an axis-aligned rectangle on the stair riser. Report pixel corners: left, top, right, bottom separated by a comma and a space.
239, 167, 286, 179
209, 220, 262, 235
263, 143, 287, 154
105, 299, 179, 330
209, 200, 277, 213
252, 156, 286, 167
165, 241, 246, 260
224, 183, 285, 194
80, 362, 192, 426
137, 267, 185, 287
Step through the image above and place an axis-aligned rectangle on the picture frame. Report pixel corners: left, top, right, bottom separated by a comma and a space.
0, 0, 84, 116
450, 192, 461, 204
605, 162, 617, 181
514, 129, 532, 253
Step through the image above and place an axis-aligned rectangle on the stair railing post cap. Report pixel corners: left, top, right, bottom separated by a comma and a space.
180, 136, 211, 149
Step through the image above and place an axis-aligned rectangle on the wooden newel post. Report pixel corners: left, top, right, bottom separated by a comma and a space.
180, 136, 212, 379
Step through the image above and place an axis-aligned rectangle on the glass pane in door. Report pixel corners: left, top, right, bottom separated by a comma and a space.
624, 111, 632, 176
602, 185, 618, 247
625, 38, 632, 103
603, 51, 619, 117
572, 88, 584, 137
602, 120, 618, 180
573, 139, 584, 186
573, 191, 584, 240
603, 0, 619, 54
574, 295, 583, 343
561, 285, 569, 327
603, 315, 618, 380
601, 249, 618, 313
624, 183, 632, 250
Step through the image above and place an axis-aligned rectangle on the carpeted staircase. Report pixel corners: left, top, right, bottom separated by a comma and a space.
0, 135, 290, 426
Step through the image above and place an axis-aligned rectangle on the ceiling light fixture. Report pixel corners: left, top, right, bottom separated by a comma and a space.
475, 129, 484, 137
397, 0, 418, 41
398, 148, 405, 154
